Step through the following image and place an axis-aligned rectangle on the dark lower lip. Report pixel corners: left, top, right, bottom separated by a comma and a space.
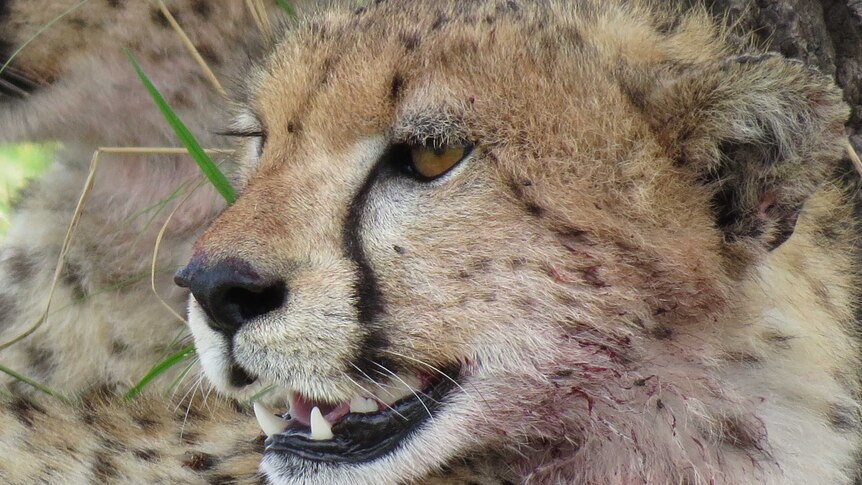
264, 366, 459, 464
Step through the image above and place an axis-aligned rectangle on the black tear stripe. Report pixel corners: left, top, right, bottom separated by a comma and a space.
342, 162, 396, 380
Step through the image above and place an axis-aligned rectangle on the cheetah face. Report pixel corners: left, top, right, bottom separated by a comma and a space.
176, 2, 847, 484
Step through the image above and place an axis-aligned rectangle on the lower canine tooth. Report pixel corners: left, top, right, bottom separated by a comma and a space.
309, 406, 334, 440
253, 401, 289, 437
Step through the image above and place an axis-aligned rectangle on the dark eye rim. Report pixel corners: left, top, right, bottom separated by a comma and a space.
388, 142, 475, 183
217, 128, 268, 157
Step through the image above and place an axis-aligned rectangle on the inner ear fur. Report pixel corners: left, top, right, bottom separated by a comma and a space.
625, 52, 849, 252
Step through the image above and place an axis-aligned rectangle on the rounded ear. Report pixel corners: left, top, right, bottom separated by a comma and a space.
623, 52, 849, 252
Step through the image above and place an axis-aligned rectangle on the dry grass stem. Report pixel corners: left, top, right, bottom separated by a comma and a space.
0, 148, 101, 351
847, 141, 862, 178
149, 176, 212, 326
0, 146, 229, 351
245, 0, 274, 39
156, 0, 227, 96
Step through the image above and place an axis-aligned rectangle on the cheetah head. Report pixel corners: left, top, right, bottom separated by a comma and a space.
176, 2, 849, 484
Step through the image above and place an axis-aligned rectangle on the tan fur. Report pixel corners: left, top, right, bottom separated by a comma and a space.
1, 1, 859, 484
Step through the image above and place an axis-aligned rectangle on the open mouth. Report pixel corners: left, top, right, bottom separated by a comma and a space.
253, 366, 459, 463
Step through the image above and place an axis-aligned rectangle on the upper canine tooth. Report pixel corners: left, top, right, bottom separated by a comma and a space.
253, 401, 289, 437
349, 395, 378, 413
309, 406, 334, 440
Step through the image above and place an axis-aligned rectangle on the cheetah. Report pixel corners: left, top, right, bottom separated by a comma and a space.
1, 1, 861, 484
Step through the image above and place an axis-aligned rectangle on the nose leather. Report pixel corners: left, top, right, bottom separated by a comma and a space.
174, 258, 286, 337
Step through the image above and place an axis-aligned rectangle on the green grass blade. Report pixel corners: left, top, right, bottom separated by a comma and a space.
0, 363, 73, 404
124, 344, 196, 400
244, 385, 276, 405
124, 50, 236, 204
164, 357, 198, 398
275, 0, 296, 18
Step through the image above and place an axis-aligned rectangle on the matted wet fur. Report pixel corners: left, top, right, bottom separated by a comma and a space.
0, 1, 859, 484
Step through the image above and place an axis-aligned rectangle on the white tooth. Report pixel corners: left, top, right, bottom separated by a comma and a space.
349, 396, 378, 413
253, 401, 289, 437
309, 406, 334, 440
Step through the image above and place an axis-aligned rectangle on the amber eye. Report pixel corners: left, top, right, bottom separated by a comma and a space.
407, 145, 471, 180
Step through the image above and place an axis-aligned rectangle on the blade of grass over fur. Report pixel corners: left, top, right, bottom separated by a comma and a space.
156, 0, 226, 96
125, 345, 196, 400
0, 149, 101, 352
0, 364, 72, 404
275, 0, 297, 18
245, 385, 276, 405
0, 0, 90, 76
125, 50, 237, 204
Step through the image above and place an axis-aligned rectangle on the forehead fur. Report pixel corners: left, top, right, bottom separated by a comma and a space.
236, 0, 726, 268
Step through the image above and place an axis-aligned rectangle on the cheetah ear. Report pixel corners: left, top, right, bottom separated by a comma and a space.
625, 53, 849, 252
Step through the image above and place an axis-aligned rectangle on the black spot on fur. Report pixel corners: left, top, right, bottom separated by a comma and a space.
470, 257, 493, 272
150, 7, 179, 28
61, 261, 87, 300
0, 294, 15, 328
10, 397, 45, 427
196, 44, 221, 67
651, 326, 673, 340
431, 12, 449, 30
191, 0, 211, 18
390, 73, 404, 101
718, 416, 767, 453
287, 120, 301, 134
723, 351, 761, 366
4, 249, 39, 285
399, 31, 421, 51
827, 404, 858, 432
392, 245, 406, 254
133, 449, 159, 462
508, 179, 525, 199
762, 331, 793, 350
181, 431, 201, 445
111, 340, 130, 355
526, 202, 545, 217
93, 452, 119, 480
106, 0, 124, 8
208, 475, 238, 485
620, 75, 650, 112
133, 415, 159, 431
183, 452, 216, 471
25, 345, 55, 378
68, 17, 87, 30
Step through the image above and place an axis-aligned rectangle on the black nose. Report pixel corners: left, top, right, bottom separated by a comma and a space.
174, 258, 286, 336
